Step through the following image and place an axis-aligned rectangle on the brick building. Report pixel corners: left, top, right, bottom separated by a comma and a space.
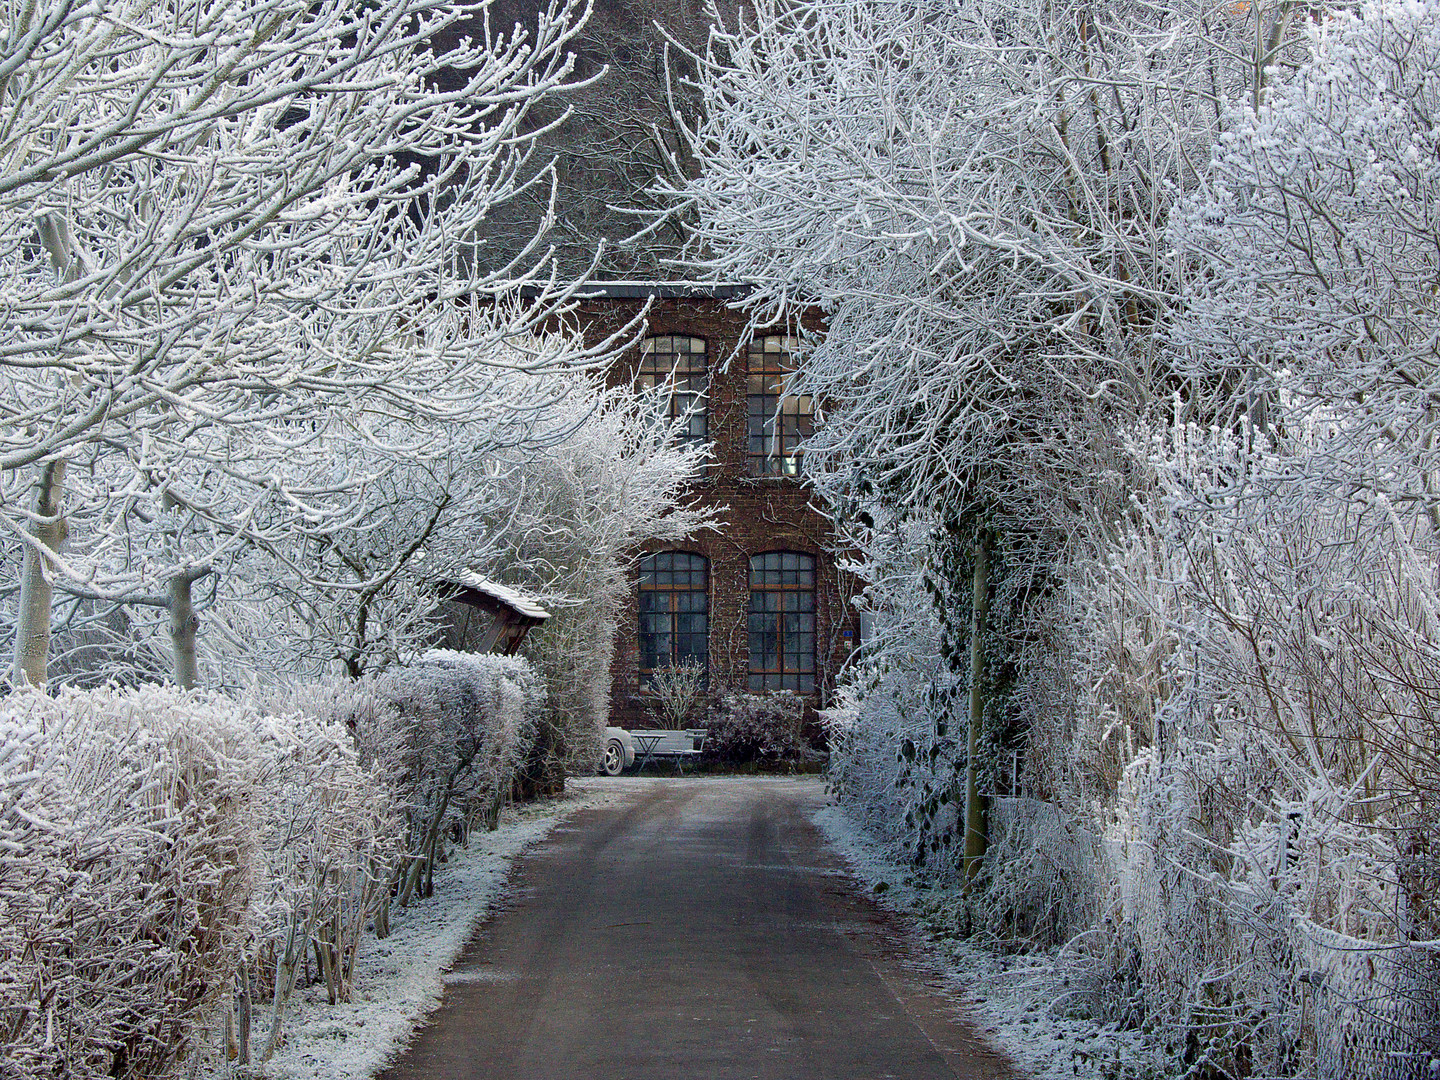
555, 282, 859, 731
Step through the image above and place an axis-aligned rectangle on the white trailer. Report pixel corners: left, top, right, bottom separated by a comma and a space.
600, 727, 708, 774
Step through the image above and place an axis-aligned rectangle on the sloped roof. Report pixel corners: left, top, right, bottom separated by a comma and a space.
452, 571, 550, 621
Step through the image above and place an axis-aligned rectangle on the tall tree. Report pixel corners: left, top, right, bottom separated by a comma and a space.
493, 375, 715, 792
0, 0, 596, 686
659, 0, 1278, 866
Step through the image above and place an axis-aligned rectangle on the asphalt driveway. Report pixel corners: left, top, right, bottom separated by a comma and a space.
380, 777, 1018, 1080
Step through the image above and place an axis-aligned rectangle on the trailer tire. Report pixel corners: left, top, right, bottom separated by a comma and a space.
602, 740, 626, 776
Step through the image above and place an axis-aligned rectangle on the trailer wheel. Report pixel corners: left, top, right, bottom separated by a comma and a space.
602, 740, 625, 776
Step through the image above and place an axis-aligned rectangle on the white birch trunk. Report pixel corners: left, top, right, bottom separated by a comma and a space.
168, 571, 200, 690
10, 459, 66, 688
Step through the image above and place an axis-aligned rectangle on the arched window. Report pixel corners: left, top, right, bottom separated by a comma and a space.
640, 335, 708, 444
638, 551, 709, 680
747, 335, 812, 476
748, 552, 815, 693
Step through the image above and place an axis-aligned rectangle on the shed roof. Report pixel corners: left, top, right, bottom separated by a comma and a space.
451, 571, 550, 621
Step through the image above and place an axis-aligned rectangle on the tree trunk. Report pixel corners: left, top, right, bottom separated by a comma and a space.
10, 459, 67, 689
169, 570, 201, 689
236, 967, 252, 1066
963, 530, 991, 887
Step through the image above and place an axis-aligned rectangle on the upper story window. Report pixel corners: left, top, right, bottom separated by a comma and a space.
638, 551, 709, 681
747, 551, 816, 694
640, 335, 708, 445
747, 335, 813, 477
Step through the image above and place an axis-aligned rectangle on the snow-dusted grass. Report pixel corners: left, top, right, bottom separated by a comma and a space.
239, 784, 622, 1080
814, 802, 1172, 1080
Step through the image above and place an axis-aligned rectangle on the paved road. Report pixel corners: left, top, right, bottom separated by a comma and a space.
381, 777, 1018, 1080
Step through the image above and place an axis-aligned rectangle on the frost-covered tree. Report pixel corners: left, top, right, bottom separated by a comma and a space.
662, 0, 1294, 515
1149, 2, 1440, 1065
1172, 0, 1440, 529
489, 376, 714, 793
658, 0, 1288, 874
82, 333, 638, 687
0, 0, 597, 687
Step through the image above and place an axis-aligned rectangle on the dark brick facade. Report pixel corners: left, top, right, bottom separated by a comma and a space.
555, 285, 860, 731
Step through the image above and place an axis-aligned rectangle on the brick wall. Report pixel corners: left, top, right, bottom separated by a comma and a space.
558, 291, 860, 731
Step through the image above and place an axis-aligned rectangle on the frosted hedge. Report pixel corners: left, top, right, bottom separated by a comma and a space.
0, 651, 542, 1078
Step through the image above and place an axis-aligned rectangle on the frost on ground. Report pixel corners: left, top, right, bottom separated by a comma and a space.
814, 802, 1170, 1080
234, 785, 621, 1080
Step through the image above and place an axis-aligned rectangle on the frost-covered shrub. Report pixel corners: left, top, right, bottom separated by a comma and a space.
703, 691, 805, 765
826, 636, 961, 865
371, 651, 541, 908
644, 660, 706, 729
1070, 417, 1440, 1074
0, 684, 397, 1076
0, 687, 253, 1079
1146, 1, 1440, 1060
976, 798, 1103, 953
237, 706, 397, 1061
0, 658, 546, 1078
833, 419, 1440, 1070
519, 598, 615, 793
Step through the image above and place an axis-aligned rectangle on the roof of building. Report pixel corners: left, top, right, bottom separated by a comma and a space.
520, 280, 753, 301
451, 571, 550, 621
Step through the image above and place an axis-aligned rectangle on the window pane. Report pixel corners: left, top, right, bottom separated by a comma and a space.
747, 551, 816, 694
643, 336, 708, 445
639, 551, 708, 683
747, 337, 811, 476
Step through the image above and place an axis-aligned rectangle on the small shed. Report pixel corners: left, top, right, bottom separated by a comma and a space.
436, 571, 550, 655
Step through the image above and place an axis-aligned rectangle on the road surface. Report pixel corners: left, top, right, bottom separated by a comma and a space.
380, 777, 1019, 1080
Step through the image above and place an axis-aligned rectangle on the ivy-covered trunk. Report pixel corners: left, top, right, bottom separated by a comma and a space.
963, 530, 992, 886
